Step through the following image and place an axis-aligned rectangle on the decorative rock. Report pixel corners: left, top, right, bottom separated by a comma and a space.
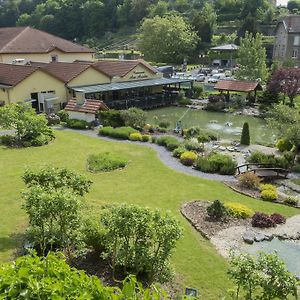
264, 233, 274, 241
243, 231, 256, 244
219, 146, 226, 151
254, 233, 267, 242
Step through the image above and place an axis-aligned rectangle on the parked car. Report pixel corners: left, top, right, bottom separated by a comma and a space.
198, 68, 211, 76
207, 73, 226, 83
189, 73, 205, 82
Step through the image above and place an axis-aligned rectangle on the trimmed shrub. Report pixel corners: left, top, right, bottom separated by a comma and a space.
276, 139, 293, 152
207, 200, 228, 220
158, 120, 170, 129
177, 97, 192, 106
238, 173, 261, 189
99, 110, 124, 127
180, 151, 197, 166
225, 202, 254, 219
252, 212, 275, 228
99, 126, 138, 140
240, 122, 250, 145
260, 184, 277, 192
156, 136, 181, 151
195, 153, 237, 175
270, 213, 286, 224
172, 146, 186, 158
66, 119, 91, 129
185, 126, 201, 138
120, 107, 146, 129
129, 132, 143, 141
183, 139, 204, 152
87, 152, 128, 172
284, 196, 298, 206
261, 189, 278, 202
247, 151, 291, 169
197, 133, 211, 143
57, 110, 69, 122
141, 134, 151, 142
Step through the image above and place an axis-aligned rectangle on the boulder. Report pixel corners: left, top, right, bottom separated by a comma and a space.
243, 231, 255, 244
254, 233, 267, 242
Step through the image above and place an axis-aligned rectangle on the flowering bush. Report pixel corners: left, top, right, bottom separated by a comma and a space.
260, 184, 277, 192
225, 202, 254, 219
251, 212, 275, 228
129, 132, 143, 141
141, 134, 151, 142
180, 151, 197, 166
172, 146, 186, 158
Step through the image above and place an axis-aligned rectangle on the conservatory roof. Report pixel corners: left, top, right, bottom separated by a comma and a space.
69, 77, 192, 94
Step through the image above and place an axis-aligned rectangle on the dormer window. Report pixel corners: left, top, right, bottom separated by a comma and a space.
51, 55, 58, 62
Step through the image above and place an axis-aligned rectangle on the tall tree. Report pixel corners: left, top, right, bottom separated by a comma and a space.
235, 32, 268, 82
139, 14, 198, 64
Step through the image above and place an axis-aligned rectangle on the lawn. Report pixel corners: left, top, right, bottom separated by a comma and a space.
0, 130, 298, 299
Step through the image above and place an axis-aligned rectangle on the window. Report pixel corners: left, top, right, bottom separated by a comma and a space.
51, 55, 58, 62
294, 35, 300, 46
292, 49, 299, 58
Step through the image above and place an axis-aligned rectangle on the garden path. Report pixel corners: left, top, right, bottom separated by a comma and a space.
60, 128, 236, 182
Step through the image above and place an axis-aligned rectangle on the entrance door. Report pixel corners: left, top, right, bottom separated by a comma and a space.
30, 93, 39, 112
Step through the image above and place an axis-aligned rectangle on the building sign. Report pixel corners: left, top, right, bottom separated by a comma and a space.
129, 70, 149, 80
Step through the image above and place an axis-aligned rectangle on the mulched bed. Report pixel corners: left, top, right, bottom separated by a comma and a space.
181, 201, 251, 239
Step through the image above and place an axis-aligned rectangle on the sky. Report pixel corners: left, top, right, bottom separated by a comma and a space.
276, 0, 288, 6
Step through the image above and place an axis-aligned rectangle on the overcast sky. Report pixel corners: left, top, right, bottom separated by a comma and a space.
277, 0, 288, 6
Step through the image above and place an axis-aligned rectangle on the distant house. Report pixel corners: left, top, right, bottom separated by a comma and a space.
273, 15, 300, 66
0, 27, 95, 64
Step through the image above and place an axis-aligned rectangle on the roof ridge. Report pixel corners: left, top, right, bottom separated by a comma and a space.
0, 27, 29, 52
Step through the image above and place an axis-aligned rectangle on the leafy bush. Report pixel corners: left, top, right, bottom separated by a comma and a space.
207, 200, 228, 220
177, 97, 192, 106
141, 134, 151, 142
252, 212, 275, 228
172, 146, 186, 158
0, 252, 170, 299
31, 134, 53, 146
82, 219, 107, 252
284, 196, 298, 206
100, 204, 182, 283
260, 184, 277, 192
66, 119, 91, 129
180, 151, 197, 166
158, 120, 170, 128
156, 135, 181, 151
129, 132, 143, 141
195, 153, 237, 175
183, 139, 204, 152
260, 189, 278, 202
225, 202, 254, 219
292, 164, 300, 173
193, 85, 203, 98
238, 173, 261, 189
57, 109, 69, 122
99, 109, 124, 127
120, 107, 146, 129
247, 151, 291, 169
99, 126, 138, 140
185, 126, 201, 138
197, 133, 211, 143
276, 139, 293, 152
270, 213, 286, 224
240, 122, 250, 145
87, 152, 128, 172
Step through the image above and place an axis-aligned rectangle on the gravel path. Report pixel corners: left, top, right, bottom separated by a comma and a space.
59, 128, 236, 182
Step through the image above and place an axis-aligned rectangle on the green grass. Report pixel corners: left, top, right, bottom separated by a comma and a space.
291, 178, 300, 185
0, 130, 298, 299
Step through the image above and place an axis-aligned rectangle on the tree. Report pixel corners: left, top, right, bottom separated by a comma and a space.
240, 122, 250, 145
120, 107, 146, 129
267, 104, 300, 154
235, 32, 268, 82
267, 68, 300, 106
287, 0, 300, 11
139, 14, 198, 64
0, 103, 54, 147
100, 204, 182, 283
228, 252, 298, 300
22, 167, 92, 255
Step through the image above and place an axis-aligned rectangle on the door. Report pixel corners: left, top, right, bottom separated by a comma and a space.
30, 93, 39, 112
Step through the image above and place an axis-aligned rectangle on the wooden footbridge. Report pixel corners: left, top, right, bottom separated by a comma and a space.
236, 163, 290, 180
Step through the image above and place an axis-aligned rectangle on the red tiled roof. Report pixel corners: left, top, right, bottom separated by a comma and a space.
214, 80, 262, 92
65, 99, 109, 114
91, 59, 157, 78
0, 63, 39, 86
0, 27, 94, 54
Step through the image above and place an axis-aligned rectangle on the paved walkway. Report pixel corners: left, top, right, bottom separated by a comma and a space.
60, 128, 236, 182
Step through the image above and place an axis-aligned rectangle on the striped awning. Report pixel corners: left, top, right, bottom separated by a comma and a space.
68, 77, 192, 94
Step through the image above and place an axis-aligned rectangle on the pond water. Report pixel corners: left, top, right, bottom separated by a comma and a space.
146, 107, 276, 145
242, 238, 300, 278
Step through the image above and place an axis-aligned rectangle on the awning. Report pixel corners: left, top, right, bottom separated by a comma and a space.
68, 77, 192, 94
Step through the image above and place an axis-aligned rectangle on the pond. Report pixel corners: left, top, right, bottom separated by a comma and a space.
146, 107, 276, 145
242, 237, 300, 278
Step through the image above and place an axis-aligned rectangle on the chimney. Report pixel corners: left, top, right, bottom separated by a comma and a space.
75, 91, 85, 105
